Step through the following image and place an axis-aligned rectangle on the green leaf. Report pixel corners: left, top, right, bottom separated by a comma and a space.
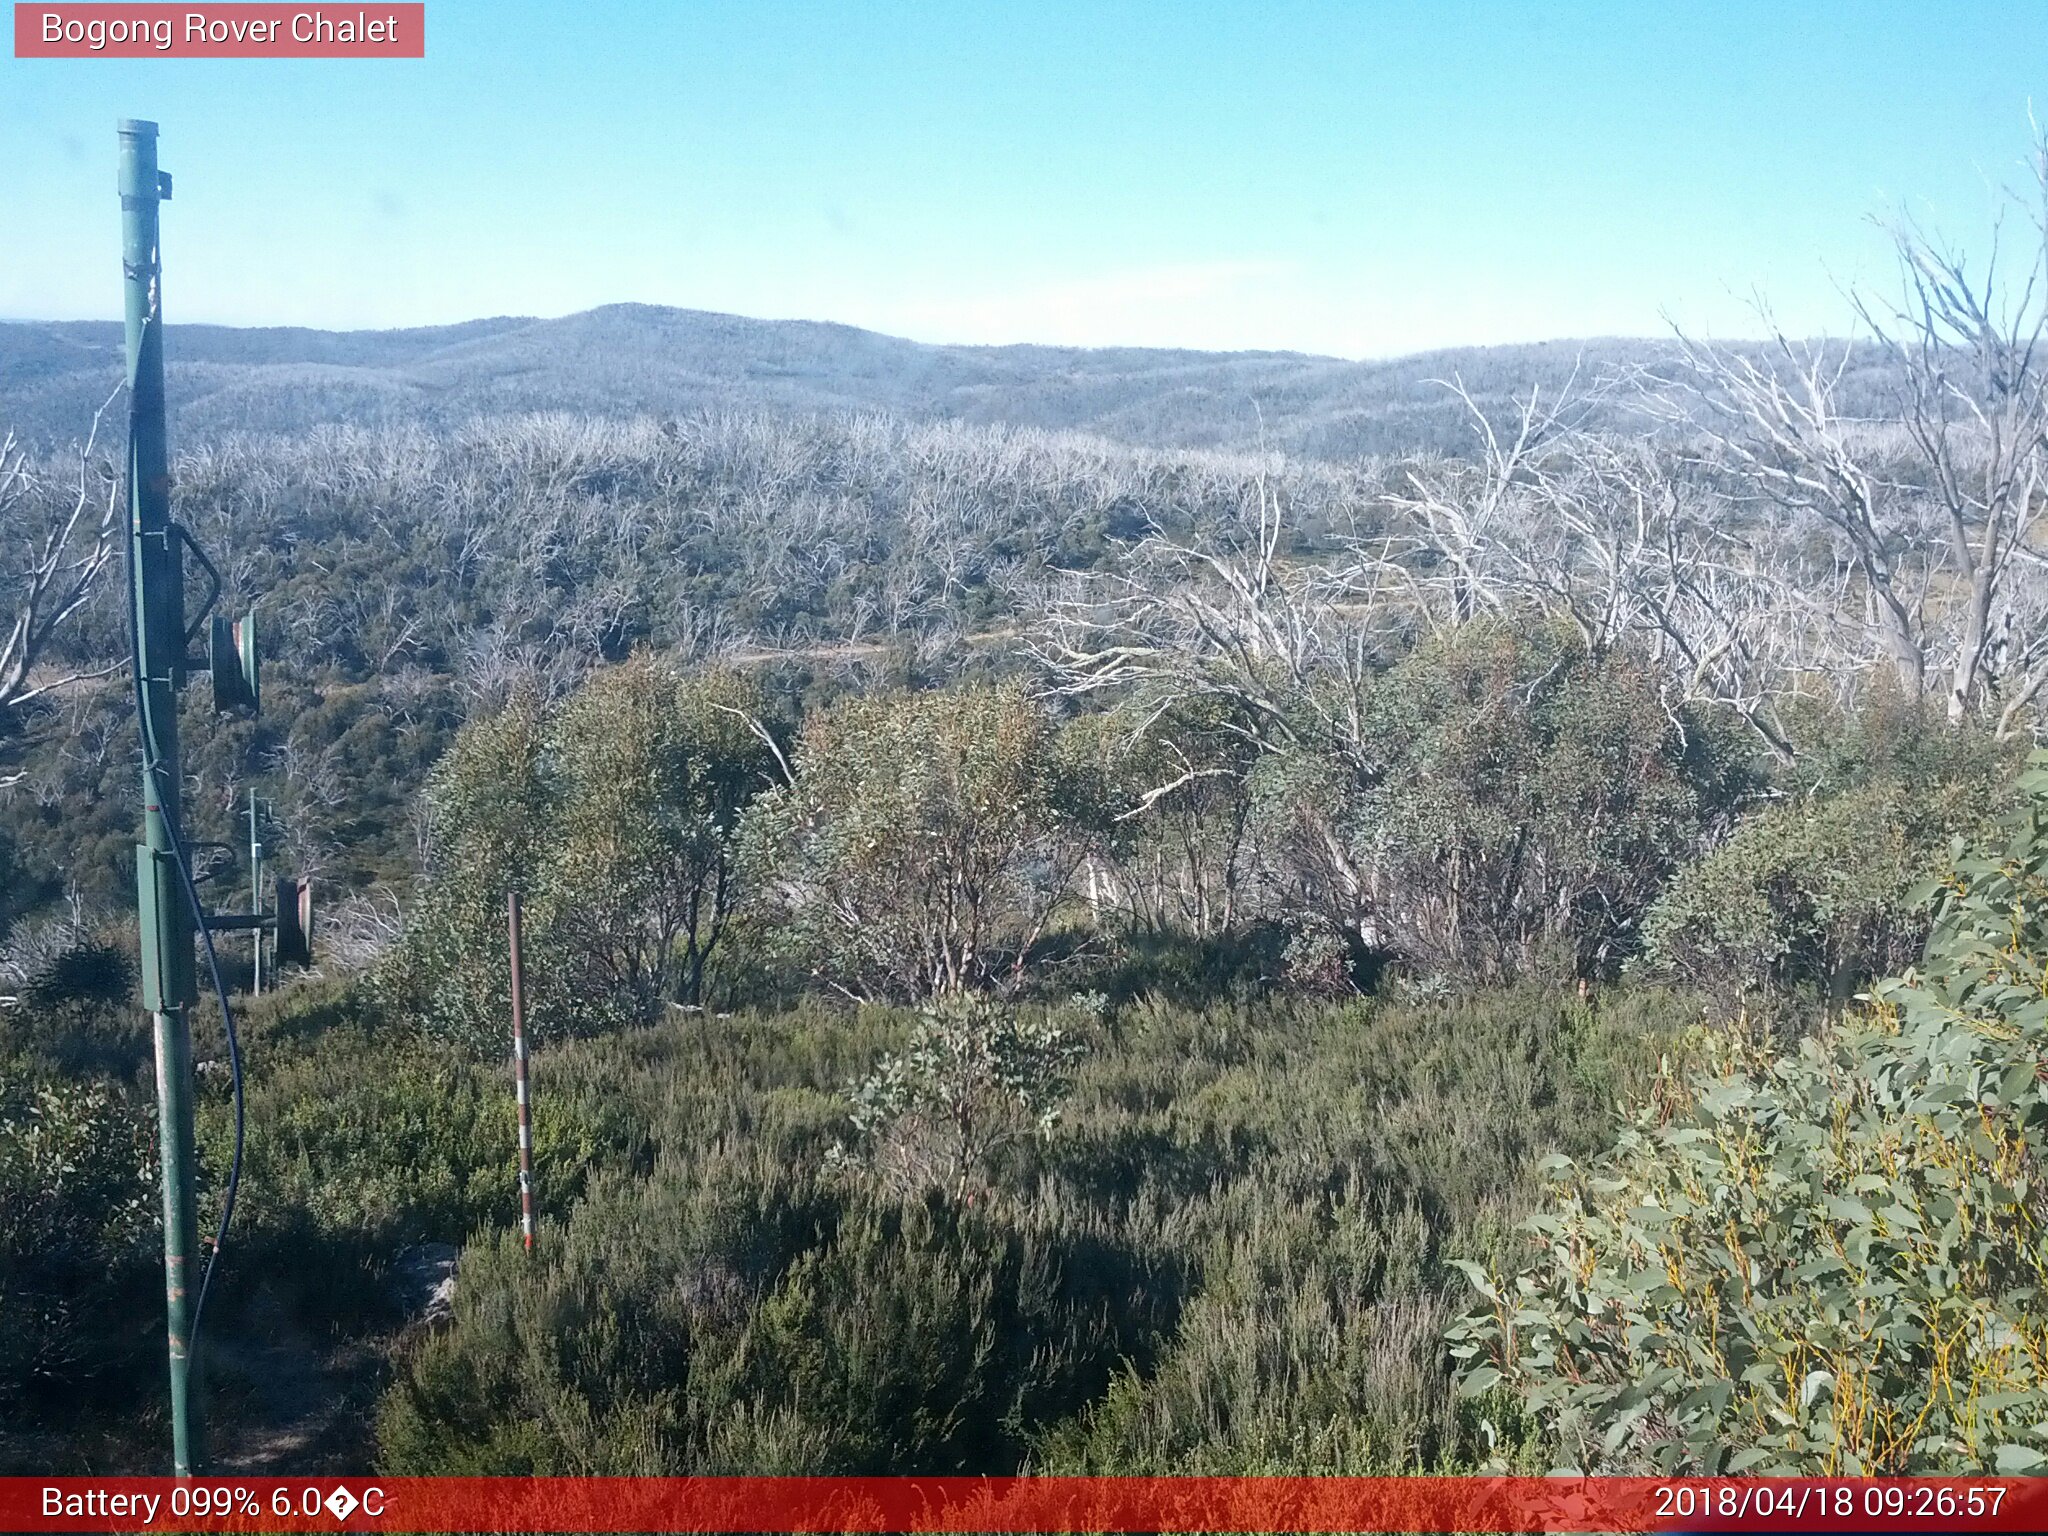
1456, 1366, 1504, 1398
1995, 1444, 2048, 1473
1449, 1259, 1500, 1302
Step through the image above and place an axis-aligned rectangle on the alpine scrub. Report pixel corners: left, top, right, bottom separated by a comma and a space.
1450, 751, 2048, 1474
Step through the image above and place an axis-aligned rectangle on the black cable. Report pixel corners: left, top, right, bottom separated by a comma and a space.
122, 396, 245, 1356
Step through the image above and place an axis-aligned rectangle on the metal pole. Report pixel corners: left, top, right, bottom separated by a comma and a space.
248, 791, 263, 996
120, 117, 203, 1477
507, 892, 536, 1253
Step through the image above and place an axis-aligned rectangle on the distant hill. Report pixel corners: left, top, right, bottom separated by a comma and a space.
0, 303, 1836, 458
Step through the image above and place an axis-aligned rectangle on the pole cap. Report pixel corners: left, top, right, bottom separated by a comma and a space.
117, 118, 159, 137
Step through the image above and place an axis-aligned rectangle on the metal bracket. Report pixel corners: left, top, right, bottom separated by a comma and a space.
136, 844, 196, 1010
201, 912, 269, 934
173, 523, 222, 647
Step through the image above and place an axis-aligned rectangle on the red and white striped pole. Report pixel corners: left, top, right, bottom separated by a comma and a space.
507, 890, 536, 1253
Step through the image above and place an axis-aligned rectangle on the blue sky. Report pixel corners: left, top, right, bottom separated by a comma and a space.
4, 1, 2047, 356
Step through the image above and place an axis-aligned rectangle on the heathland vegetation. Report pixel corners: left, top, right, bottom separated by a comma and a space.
4, 161, 2048, 1476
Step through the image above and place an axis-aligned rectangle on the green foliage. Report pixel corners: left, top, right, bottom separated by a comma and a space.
1246, 621, 1751, 983
0, 938, 158, 1430
544, 663, 777, 1021
1450, 752, 2048, 1474
11, 937, 130, 1015
10, 315, 2044, 1481
192, 977, 647, 1323
0, 914, 147, 1078
0, 663, 465, 928
1640, 702, 2014, 999
380, 662, 776, 1052
376, 1156, 831, 1475
380, 981, 1690, 1475
743, 682, 1101, 999
377, 692, 549, 1052
0, 825, 17, 932
1083, 922, 1295, 1010
1639, 784, 1939, 1002
1036, 985, 1690, 1473
1036, 1192, 1455, 1473
377, 1149, 1173, 1475
0, 1053, 159, 1418
1064, 701, 1261, 941
837, 995, 1091, 1197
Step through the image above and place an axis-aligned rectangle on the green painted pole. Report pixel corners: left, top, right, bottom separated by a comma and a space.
120, 117, 204, 1478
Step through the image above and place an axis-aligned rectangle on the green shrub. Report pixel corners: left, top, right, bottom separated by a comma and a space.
837, 994, 1091, 1197
371, 980, 1689, 1477
379, 663, 775, 1054
1450, 752, 2048, 1473
377, 1159, 1172, 1475
1036, 1185, 1457, 1473
191, 977, 647, 1331
739, 682, 1102, 999
1252, 621, 1752, 983
0, 1057, 159, 1418
1039, 984, 1689, 1473
1639, 784, 1936, 1001
1639, 700, 2015, 1000
1080, 922, 1294, 1011
0, 914, 148, 1078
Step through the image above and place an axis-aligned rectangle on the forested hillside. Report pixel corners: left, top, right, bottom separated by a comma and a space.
0, 305, 1903, 459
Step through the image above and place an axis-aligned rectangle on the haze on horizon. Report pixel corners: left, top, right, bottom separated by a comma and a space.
4, 1, 2047, 358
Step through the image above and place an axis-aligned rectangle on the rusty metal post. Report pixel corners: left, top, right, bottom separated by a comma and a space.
507, 891, 536, 1252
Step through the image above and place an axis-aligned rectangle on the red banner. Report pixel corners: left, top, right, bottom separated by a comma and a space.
3, 1476, 2045, 1533
13, 4, 423, 57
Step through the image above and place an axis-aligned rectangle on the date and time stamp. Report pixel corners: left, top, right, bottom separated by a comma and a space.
1653, 1478, 2013, 1525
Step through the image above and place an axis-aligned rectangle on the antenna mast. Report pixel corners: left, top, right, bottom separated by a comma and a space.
119, 118, 306, 1477
119, 115, 205, 1478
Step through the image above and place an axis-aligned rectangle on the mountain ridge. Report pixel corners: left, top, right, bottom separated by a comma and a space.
0, 302, 1704, 458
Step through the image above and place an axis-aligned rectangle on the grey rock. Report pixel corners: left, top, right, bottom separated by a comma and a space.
390, 1242, 459, 1325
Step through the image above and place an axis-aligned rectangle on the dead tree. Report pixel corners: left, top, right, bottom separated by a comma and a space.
1858, 172, 2048, 732
0, 398, 123, 772
1394, 377, 1836, 760
1029, 476, 1406, 942
1671, 137, 2048, 740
